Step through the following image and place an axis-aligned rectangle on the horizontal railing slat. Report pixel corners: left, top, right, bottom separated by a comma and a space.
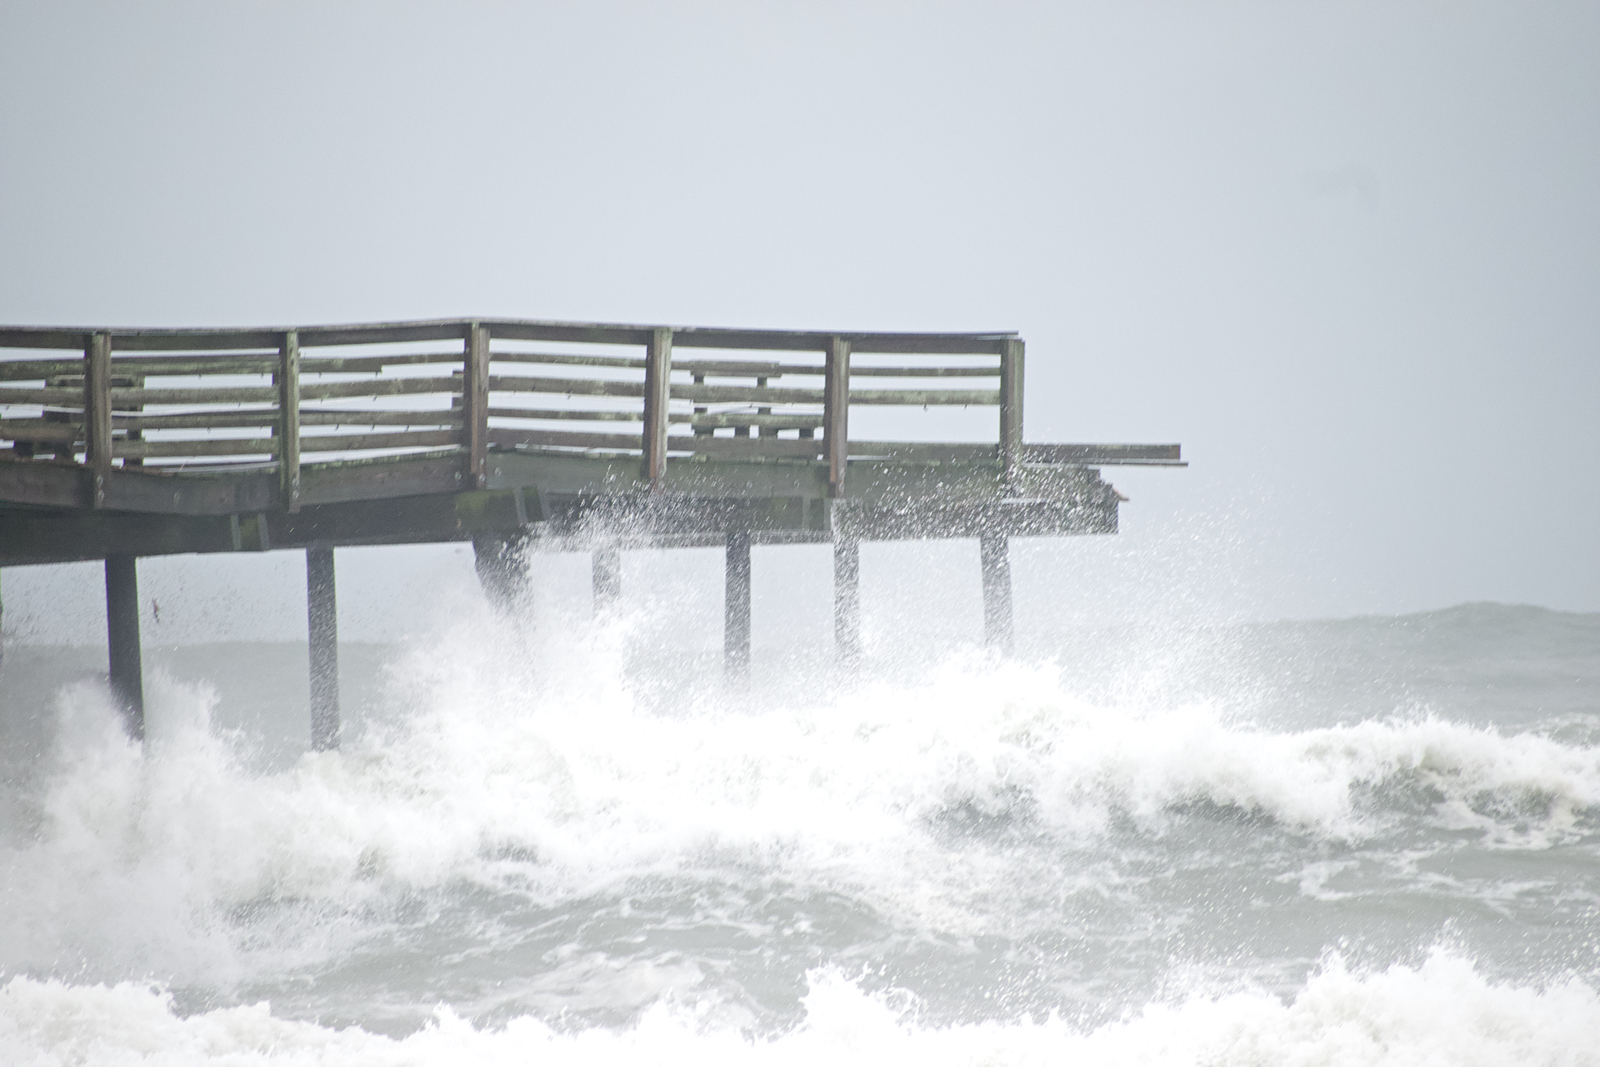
110, 356, 278, 375
300, 430, 460, 452
671, 383, 821, 404
112, 386, 277, 405
487, 427, 643, 451
0, 421, 81, 443
672, 384, 1001, 405
0, 360, 89, 381
684, 413, 822, 430
847, 366, 998, 377
489, 352, 647, 370
300, 351, 464, 373
487, 407, 641, 422
299, 378, 459, 401
489, 376, 647, 399
0, 387, 87, 406
115, 437, 276, 458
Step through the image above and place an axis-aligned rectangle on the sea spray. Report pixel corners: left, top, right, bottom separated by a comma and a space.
1, 603, 1596, 1052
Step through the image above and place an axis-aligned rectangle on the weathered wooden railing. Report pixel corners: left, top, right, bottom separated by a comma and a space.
0, 319, 1178, 514
0, 318, 1187, 745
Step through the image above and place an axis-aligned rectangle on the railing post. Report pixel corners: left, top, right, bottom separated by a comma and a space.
824, 336, 851, 495
277, 329, 301, 511
642, 327, 673, 486
463, 322, 490, 489
999, 338, 1024, 489
85, 332, 112, 508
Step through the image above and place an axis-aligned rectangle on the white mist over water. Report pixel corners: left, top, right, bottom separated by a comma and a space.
1, 594, 1597, 1064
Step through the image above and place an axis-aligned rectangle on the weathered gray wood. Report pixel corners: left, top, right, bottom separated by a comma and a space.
300, 352, 464, 373
833, 533, 861, 667
824, 337, 850, 495
3, 319, 1017, 357
847, 365, 999, 377
300, 410, 461, 428
111, 431, 457, 460
464, 323, 490, 488
303, 430, 460, 453
0, 385, 111, 406
671, 359, 788, 378
86, 333, 113, 507
685, 412, 823, 430
0, 359, 95, 381
593, 544, 621, 612
104, 553, 144, 739
0, 420, 81, 443
724, 527, 751, 679
296, 377, 459, 402
111, 438, 272, 459
642, 327, 673, 485
99, 409, 459, 431
488, 406, 642, 423
674, 383, 998, 405
490, 351, 648, 370
0, 329, 93, 350
488, 428, 645, 452
278, 330, 301, 511
306, 546, 340, 751
673, 382, 822, 404
979, 533, 1013, 652
999, 338, 1024, 485
111, 356, 278, 375
490, 376, 647, 399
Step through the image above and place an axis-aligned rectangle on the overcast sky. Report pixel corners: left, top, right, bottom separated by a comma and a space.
1, 2, 1596, 644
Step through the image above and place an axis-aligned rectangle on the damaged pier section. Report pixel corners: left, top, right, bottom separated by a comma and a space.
0, 317, 1182, 746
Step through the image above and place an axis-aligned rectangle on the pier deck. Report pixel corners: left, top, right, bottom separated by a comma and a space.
0, 317, 1182, 742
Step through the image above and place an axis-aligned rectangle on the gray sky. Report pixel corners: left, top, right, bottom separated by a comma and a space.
2, 2, 1596, 644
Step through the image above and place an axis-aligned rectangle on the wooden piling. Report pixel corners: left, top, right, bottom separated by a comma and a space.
593, 544, 621, 612
104, 554, 144, 739
724, 528, 751, 679
833, 534, 862, 667
979, 533, 1013, 653
473, 535, 527, 612
306, 546, 340, 751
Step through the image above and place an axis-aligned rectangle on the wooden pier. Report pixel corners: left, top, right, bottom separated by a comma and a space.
0, 317, 1182, 745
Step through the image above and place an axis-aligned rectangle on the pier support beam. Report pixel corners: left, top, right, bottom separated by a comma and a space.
306, 546, 340, 751
979, 533, 1013, 653
833, 534, 862, 667
724, 529, 751, 680
104, 554, 144, 740
473, 535, 528, 612
592, 544, 621, 614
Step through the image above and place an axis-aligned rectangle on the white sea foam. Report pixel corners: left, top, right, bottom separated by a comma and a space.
3, 949, 1596, 1067
3, 610, 1598, 984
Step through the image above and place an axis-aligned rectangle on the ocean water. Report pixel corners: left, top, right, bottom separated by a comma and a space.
1, 595, 1597, 1065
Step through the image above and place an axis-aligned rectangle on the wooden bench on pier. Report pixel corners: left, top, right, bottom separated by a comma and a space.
0, 318, 1182, 747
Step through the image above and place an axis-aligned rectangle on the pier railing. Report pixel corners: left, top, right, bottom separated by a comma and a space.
0, 318, 1179, 511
